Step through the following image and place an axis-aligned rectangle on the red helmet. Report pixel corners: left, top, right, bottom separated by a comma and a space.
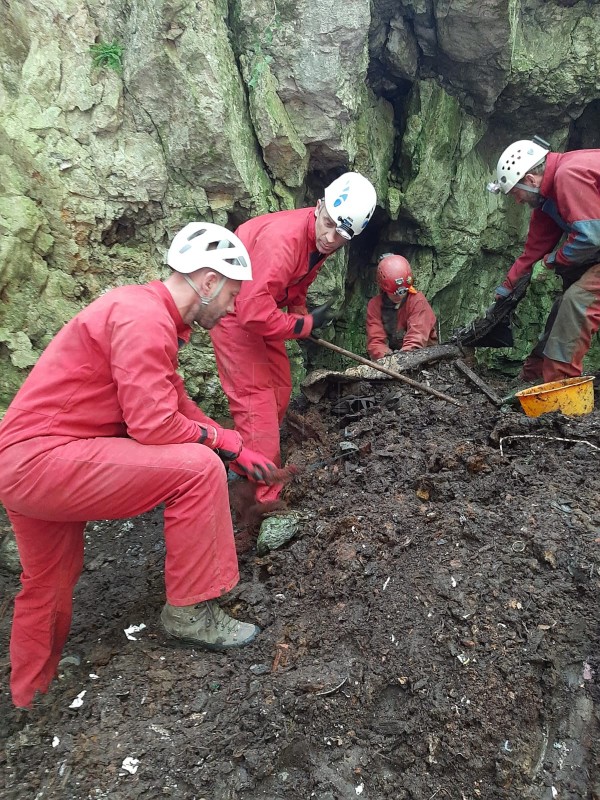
376, 254, 414, 297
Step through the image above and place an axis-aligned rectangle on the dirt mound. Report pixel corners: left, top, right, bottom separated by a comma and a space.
1, 360, 599, 799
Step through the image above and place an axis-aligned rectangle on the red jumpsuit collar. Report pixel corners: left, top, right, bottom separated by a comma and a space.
152, 280, 192, 343
307, 207, 318, 252
540, 152, 559, 198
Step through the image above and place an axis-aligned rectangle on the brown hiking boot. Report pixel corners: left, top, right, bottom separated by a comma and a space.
160, 600, 259, 651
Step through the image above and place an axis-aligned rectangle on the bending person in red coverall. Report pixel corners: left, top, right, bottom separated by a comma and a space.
0, 222, 277, 709
366, 254, 437, 360
210, 172, 377, 504
487, 137, 600, 382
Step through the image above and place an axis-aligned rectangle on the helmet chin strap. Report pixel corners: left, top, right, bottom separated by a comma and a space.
183, 273, 227, 305
513, 181, 540, 194
513, 182, 545, 207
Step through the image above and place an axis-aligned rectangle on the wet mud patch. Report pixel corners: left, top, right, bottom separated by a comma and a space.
1, 360, 599, 799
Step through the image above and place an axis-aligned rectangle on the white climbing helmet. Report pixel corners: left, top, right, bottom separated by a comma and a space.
167, 222, 252, 280
323, 172, 377, 239
487, 139, 550, 195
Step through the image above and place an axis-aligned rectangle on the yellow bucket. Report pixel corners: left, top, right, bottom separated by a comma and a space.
515, 376, 595, 417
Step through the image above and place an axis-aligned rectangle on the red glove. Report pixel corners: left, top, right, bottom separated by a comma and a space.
232, 448, 278, 484
198, 425, 243, 460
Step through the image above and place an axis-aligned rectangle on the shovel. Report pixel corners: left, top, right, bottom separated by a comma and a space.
310, 334, 463, 407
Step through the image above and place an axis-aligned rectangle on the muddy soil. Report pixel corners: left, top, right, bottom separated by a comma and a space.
1, 360, 600, 800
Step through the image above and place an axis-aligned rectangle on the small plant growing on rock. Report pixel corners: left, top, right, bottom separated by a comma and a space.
89, 41, 124, 75
247, 9, 280, 89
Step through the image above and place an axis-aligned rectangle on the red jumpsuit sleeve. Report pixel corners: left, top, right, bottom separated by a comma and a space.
366, 296, 392, 360
107, 312, 216, 445
288, 304, 309, 315
504, 209, 563, 289
401, 293, 437, 351
173, 373, 219, 428
234, 235, 312, 340
285, 263, 324, 312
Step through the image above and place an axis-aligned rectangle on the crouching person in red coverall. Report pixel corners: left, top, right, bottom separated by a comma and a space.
0, 222, 278, 709
210, 172, 377, 505
366, 254, 438, 360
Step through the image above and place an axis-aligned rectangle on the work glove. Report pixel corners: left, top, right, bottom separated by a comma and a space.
309, 299, 336, 332
232, 448, 278, 484
492, 285, 512, 303
198, 424, 243, 460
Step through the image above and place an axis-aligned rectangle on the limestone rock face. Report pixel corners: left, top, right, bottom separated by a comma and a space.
1, 0, 599, 413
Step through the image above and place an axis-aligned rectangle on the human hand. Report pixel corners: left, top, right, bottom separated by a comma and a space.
232, 448, 278, 484
309, 299, 336, 331
214, 427, 243, 460
493, 285, 512, 302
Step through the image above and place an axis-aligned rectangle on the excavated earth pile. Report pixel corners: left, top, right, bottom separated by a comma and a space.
1, 359, 599, 800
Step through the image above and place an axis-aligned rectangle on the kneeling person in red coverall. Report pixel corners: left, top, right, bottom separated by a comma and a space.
210, 171, 377, 505
0, 222, 277, 709
366, 254, 438, 360
487, 137, 600, 382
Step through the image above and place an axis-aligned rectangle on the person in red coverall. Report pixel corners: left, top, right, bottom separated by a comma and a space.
0, 222, 278, 709
366, 254, 437, 360
210, 172, 377, 504
487, 137, 600, 382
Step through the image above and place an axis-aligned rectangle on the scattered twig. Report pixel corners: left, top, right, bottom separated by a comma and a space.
314, 674, 349, 697
499, 434, 600, 457
454, 359, 503, 406
271, 642, 289, 673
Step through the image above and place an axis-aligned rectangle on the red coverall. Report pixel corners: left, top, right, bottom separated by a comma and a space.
210, 208, 326, 503
366, 292, 438, 360
0, 281, 239, 708
501, 149, 600, 381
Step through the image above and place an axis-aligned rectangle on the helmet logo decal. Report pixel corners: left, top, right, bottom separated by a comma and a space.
332, 178, 351, 208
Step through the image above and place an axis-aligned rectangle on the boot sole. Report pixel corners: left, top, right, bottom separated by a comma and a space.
160, 623, 259, 652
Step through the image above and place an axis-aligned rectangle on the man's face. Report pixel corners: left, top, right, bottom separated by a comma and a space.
314, 200, 348, 255
508, 173, 544, 209
193, 277, 242, 329
510, 186, 541, 209
385, 290, 407, 304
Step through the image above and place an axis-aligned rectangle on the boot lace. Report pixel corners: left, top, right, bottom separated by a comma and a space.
205, 601, 240, 634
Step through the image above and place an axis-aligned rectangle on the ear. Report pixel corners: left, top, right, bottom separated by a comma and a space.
201, 270, 220, 294
524, 172, 542, 188
315, 199, 322, 218
190, 268, 216, 296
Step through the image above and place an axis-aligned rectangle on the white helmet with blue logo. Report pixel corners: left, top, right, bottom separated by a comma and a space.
323, 172, 377, 240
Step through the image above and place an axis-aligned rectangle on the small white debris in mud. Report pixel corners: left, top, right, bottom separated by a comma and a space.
69, 691, 86, 709
52, 736, 60, 747
121, 757, 140, 775
383, 577, 390, 590
355, 783, 364, 795
124, 623, 146, 640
